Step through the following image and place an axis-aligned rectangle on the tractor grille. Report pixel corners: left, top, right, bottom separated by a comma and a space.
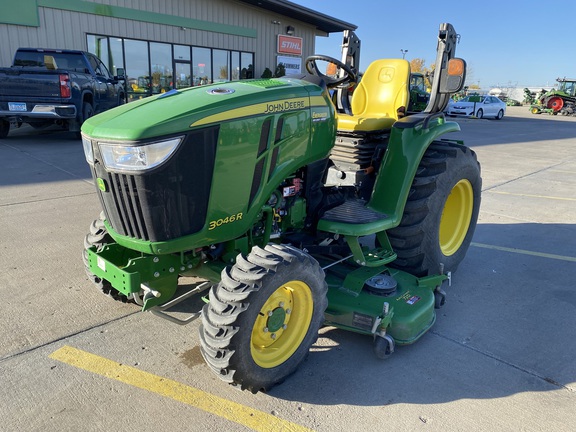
107, 173, 149, 240
92, 127, 219, 242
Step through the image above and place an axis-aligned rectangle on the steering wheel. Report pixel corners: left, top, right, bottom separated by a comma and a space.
305, 55, 357, 88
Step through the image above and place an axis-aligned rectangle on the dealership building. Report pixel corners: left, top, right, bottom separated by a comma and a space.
0, 0, 355, 102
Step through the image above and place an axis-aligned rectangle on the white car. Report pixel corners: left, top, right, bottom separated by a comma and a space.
446, 95, 506, 119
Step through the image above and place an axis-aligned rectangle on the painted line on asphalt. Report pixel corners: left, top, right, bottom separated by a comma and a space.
471, 242, 576, 263
49, 345, 312, 432
487, 190, 576, 202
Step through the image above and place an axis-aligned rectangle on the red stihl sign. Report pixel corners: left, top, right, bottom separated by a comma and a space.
278, 35, 303, 55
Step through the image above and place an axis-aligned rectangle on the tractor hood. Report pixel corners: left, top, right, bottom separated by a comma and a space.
82, 78, 325, 141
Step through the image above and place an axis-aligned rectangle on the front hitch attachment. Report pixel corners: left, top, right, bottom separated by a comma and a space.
141, 281, 211, 325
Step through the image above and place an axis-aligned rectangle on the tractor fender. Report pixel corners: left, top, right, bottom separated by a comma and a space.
367, 113, 460, 226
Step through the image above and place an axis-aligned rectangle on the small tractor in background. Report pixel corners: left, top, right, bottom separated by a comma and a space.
408, 72, 430, 112
530, 78, 576, 115
82, 23, 480, 393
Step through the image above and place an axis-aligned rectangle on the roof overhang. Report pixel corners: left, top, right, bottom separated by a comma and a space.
238, 0, 357, 33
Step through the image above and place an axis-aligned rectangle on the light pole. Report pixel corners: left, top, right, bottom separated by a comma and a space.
400, 49, 408, 59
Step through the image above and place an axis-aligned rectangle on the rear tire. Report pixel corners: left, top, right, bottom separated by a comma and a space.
388, 141, 481, 276
199, 244, 327, 393
546, 96, 564, 111
496, 109, 504, 120
82, 102, 94, 124
0, 119, 9, 138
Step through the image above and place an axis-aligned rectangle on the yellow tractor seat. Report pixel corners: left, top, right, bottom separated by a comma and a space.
337, 59, 410, 133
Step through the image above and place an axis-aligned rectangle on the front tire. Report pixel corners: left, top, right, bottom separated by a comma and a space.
476, 108, 483, 118
82, 212, 129, 302
388, 141, 481, 276
199, 244, 327, 393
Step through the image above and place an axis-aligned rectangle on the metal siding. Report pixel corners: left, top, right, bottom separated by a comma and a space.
0, 0, 321, 77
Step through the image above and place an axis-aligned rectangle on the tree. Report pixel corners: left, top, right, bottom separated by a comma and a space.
410, 58, 433, 88
409, 58, 427, 73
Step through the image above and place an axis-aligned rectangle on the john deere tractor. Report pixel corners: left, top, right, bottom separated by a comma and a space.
82, 23, 480, 392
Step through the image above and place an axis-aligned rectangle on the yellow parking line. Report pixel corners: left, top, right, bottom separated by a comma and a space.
487, 190, 576, 201
471, 242, 576, 262
50, 345, 312, 432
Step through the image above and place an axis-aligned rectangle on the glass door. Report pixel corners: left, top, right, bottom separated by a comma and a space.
175, 62, 191, 89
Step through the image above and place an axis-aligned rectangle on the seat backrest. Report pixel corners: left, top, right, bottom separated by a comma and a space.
351, 59, 410, 120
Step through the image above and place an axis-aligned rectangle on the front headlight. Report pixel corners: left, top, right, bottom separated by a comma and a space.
82, 134, 94, 165
99, 136, 184, 172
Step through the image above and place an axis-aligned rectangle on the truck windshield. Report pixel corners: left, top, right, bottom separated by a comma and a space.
13, 51, 87, 72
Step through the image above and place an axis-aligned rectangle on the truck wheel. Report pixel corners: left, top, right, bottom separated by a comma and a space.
82, 212, 129, 302
199, 244, 327, 393
388, 141, 481, 277
0, 119, 9, 139
82, 103, 94, 124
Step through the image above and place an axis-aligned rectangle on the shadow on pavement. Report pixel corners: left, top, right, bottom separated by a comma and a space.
269, 221, 576, 405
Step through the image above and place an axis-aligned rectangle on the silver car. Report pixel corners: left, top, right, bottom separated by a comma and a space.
446, 95, 506, 119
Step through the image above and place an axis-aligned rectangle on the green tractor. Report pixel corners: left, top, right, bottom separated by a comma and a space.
531, 78, 576, 115
82, 23, 480, 393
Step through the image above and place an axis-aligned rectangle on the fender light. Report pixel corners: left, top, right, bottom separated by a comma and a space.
99, 136, 184, 172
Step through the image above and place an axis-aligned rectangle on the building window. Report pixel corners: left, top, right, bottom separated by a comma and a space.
213, 49, 229, 83
124, 39, 150, 101
231, 51, 240, 81
174, 45, 191, 61
150, 42, 172, 94
87, 34, 254, 99
87, 35, 109, 70
192, 47, 211, 86
241, 52, 254, 79
109, 38, 124, 76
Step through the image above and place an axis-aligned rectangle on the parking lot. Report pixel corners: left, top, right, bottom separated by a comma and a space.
1, 105, 575, 431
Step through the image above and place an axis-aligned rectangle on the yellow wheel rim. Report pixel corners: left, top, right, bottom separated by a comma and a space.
250, 280, 313, 368
439, 179, 474, 256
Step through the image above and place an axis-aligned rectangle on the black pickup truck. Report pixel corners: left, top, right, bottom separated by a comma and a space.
0, 48, 126, 138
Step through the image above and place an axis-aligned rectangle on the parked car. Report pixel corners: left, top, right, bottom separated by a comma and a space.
0, 48, 126, 138
446, 95, 506, 119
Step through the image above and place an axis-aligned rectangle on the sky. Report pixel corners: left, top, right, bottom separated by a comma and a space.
291, 0, 576, 90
